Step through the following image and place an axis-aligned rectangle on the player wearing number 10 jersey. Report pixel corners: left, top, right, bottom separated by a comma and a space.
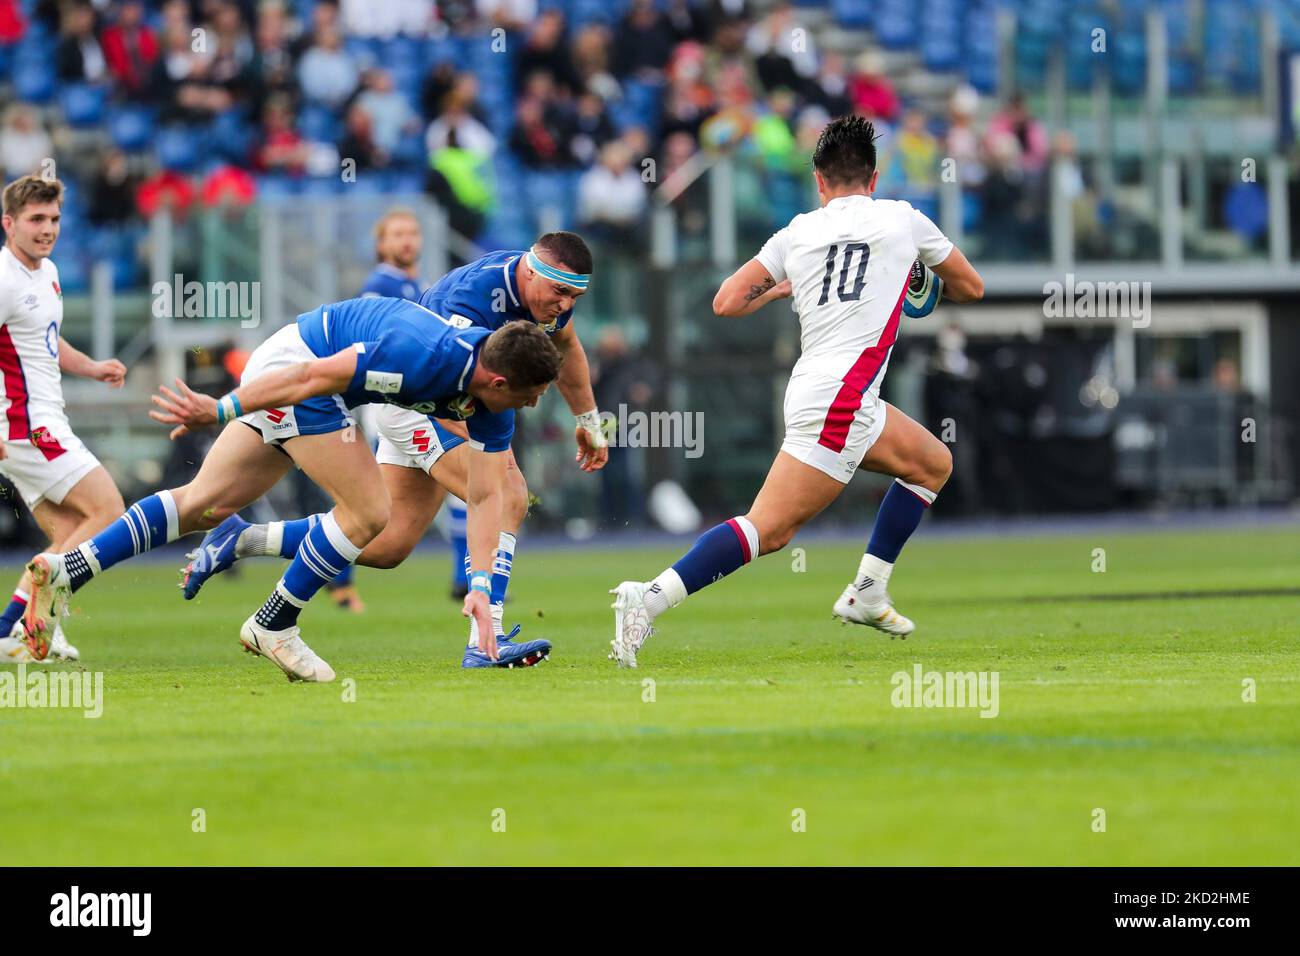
609, 115, 986, 667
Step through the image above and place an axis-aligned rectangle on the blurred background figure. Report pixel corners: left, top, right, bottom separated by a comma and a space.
578, 140, 646, 250
591, 326, 659, 531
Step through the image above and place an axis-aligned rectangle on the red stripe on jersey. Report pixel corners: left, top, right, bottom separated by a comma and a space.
28, 426, 66, 462
725, 518, 752, 562
816, 276, 909, 454
0, 324, 31, 440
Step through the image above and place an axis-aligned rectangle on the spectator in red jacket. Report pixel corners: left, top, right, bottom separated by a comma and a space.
0, 0, 26, 45
101, 0, 158, 98
201, 165, 257, 209
136, 168, 196, 219
848, 50, 898, 122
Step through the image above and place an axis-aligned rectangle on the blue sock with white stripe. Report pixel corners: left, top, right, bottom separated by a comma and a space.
491, 532, 514, 606
255, 511, 364, 631
462, 531, 516, 645
65, 491, 181, 592
449, 498, 468, 587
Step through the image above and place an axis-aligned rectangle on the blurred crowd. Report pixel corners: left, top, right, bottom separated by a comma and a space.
0, 0, 1093, 271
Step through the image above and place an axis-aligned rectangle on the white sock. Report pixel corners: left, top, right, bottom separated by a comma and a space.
467, 603, 507, 648
236, 521, 284, 558
644, 568, 686, 619
855, 553, 893, 590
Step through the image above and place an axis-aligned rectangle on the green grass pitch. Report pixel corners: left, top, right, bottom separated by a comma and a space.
1, 524, 1296, 866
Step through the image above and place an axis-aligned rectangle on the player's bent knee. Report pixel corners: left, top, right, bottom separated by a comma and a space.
929, 442, 954, 488
749, 517, 796, 556
506, 471, 529, 525
362, 535, 414, 569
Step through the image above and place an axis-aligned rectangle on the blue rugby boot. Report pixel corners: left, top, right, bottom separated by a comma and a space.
461, 624, 551, 669
181, 514, 249, 600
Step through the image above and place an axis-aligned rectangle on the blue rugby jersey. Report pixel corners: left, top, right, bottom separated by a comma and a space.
419, 250, 574, 335
295, 296, 513, 452
359, 262, 424, 302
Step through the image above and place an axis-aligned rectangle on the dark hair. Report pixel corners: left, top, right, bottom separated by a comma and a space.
481, 320, 564, 389
534, 230, 593, 276
812, 115, 879, 188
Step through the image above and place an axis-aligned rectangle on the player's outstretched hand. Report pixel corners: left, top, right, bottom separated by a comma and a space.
93, 359, 127, 388
462, 589, 497, 660
149, 378, 219, 440
574, 425, 609, 472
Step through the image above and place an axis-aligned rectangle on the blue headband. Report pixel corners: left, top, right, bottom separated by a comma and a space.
527, 249, 590, 290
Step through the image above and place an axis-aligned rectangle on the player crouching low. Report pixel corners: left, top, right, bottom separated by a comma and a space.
21, 297, 561, 681
610, 115, 984, 666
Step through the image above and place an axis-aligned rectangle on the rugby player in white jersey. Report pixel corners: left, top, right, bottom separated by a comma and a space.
609, 115, 985, 666
0, 175, 128, 663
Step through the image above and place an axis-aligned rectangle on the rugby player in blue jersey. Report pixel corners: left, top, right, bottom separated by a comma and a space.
199, 232, 607, 667
19, 297, 561, 681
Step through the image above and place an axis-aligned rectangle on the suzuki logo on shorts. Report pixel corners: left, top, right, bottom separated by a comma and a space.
412, 429, 431, 454
265, 409, 287, 425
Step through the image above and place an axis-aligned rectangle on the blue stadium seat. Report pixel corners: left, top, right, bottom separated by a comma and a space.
875, 0, 918, 49
830, 0, 872, 29
12, 59, 55, 103
107, 105, 156, 151
390, 170, 425, 194
156, 126, 205, 172
425, 35, 457, 66
571, 0, 623, 27
54, 247, 89, 293
256, 174, 301, 199
301, 176, 344, 196
393, 131, 427, 167
298, 104, 342, 144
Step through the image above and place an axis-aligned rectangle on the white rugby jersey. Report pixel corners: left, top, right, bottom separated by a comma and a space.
0, 244, 65, 440
755, 195, 953, 386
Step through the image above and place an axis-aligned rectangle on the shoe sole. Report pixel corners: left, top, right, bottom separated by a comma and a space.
832, 604, 914, 639
22, 556, 59, 660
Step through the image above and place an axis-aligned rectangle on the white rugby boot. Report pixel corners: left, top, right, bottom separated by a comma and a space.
48, 623, 80, 661
239, 615, 336, 683
0, 635, 38, 662
609, 581, 656, 668
832, 579, 915, 639
24, 552, 72, 659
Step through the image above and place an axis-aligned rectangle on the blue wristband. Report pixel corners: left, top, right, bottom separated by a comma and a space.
216, 393, 243, 424
469, 571, 491, 596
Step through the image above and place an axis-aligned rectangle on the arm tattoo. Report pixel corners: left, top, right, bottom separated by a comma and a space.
742, 276, 776, 304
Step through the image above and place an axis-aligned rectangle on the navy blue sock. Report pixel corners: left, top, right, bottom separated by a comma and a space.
0, 589, 28, 634
671, 517, 758, 595
865, 479, 935, 563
